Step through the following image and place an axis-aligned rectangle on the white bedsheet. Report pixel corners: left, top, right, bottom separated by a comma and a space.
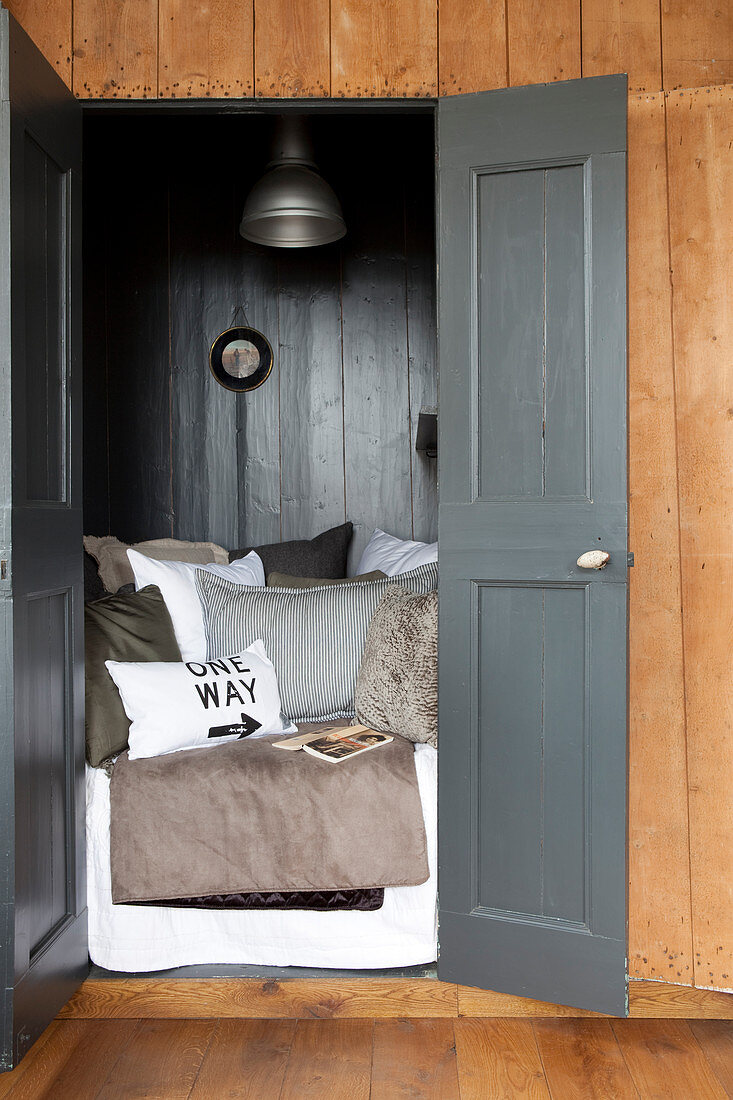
86, 744, 438, 972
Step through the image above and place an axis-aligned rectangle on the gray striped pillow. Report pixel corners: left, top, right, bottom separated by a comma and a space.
194, 563, 438, 723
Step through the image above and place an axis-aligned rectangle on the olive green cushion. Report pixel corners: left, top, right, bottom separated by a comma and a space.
267, 570, 387, 589
84, 585, 182, 767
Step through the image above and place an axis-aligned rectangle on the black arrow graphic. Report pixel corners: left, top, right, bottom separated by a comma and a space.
207, 712, 263, 740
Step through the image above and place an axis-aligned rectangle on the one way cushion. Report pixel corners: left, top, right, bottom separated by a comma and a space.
105, 640, 295, 760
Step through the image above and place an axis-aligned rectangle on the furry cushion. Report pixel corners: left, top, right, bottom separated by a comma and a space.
355, 585, 437, 747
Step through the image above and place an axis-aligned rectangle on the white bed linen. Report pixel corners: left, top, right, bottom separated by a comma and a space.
86, 744, 438, 972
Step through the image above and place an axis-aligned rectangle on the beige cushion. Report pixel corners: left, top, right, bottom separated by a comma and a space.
84, 536, 229, 594
267, 570, 386, 588
355, 585, 437, 747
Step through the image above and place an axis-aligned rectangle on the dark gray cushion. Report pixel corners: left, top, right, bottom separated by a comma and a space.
84, 550, 108, 603
229, 522, 353, 579
84, 585, 182, 767
267, 569, 386, 589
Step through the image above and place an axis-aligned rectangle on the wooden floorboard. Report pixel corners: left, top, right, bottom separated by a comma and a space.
454, 1017, 551, 1099
1, 1017, 732, 1097
611, 1018, 729, 1099
533, 1018, 640, 1099
688, 1020, 733, 1096
0, 1021, 85, 1100
188, 1019, 295, 1099
57, 976, 733, 1021
371, 1018, 460, 1098
94, 1019, 215, 1099
279, 1019, 373, 1100
30, 1020, 139, 1100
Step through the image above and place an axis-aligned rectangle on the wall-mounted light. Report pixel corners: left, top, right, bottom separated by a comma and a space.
239, 116, 346, 249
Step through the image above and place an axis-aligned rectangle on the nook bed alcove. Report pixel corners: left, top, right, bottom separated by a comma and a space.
81, 101, 441, 978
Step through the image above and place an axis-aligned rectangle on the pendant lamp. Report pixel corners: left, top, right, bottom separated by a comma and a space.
239, 116, 346, 249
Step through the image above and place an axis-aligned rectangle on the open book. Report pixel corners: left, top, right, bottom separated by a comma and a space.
274, 724, 393, 763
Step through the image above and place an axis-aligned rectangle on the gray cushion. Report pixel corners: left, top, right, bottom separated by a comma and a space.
267, 570, 386, 588
84, 535, 229, 593
355, 586, 438, 747
84, 585, 182, 767
195, 562, 438, 723
229, 522, 353, 579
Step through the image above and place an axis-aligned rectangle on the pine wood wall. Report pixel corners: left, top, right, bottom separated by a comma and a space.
4, 0, 731, 996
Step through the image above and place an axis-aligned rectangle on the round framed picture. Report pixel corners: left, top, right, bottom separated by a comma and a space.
209, 326, 274, 393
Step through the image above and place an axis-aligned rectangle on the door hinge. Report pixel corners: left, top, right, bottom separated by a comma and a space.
627, 552, 634, 568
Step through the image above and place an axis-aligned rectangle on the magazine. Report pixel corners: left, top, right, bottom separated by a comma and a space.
274, 724, 393, 762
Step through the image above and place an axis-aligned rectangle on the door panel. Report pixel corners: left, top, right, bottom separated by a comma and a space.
437, 76, 628, 1015
0, 8, 86, 1069
23, 132, 68, 504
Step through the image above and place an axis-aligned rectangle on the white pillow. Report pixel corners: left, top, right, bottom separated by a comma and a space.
106, 640, 296, 760
356, 529, 438, 577
127, 549, 265, 662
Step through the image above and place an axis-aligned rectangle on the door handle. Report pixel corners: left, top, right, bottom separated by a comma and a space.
577, 550, 610, 570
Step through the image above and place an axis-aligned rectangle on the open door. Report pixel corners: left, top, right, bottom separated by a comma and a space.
437, 75, 628, 1015
0, 8, 87, 1068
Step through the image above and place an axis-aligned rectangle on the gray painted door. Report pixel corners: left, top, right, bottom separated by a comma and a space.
0, 9, 87, 1069
436, 76, 628, 1016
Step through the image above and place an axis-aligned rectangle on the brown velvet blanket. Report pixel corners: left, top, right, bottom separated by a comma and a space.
109, 732, 429, 903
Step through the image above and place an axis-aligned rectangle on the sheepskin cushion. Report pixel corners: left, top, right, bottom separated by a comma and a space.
355, 585, 437, 747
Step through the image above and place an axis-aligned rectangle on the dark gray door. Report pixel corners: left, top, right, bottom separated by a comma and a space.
436, 76, 628, 1016
0, 9, 87, 1068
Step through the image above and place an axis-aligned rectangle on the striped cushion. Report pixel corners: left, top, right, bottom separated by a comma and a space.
195, 563, 438, 723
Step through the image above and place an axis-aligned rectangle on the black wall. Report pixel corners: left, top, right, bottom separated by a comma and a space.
83, 111, 436, 570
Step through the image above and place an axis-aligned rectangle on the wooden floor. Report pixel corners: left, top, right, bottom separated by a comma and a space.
0, 1016, 731, 1098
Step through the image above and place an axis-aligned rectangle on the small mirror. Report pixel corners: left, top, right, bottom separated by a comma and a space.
209, 326, 274, 392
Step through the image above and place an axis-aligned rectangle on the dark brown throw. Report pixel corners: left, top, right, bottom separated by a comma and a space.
109, 731, 428, 903
130, 887, 384, 912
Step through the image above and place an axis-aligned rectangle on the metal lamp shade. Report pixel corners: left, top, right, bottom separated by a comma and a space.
239, 117, 346, 249
239, 162, 346, 248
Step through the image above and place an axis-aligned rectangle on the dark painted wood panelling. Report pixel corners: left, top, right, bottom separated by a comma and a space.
277, 245, 345, 542
404, 145, 438, 543
92, 120, 172, 543
81, 141, 111, 536
339, 129, 413, 573
234, 230, 282, 550
83, 113, 436, 559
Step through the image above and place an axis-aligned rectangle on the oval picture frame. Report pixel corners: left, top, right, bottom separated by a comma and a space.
209, 326, 274, 393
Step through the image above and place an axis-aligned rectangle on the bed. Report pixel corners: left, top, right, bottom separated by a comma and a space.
86, 742, 438, 973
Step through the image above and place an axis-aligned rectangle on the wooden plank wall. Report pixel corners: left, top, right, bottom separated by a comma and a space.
5, 0, 731, 994
5, 0, 731, 97
82, 114, 437, 567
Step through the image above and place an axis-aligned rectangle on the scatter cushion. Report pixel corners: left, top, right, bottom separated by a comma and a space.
267, 570, 386, 588
229, 522, 353, 580
105, 640, 295, 760
355, 586, 438, 747
127, 549, 265, 663
84, 585, 182, 767
196, 562, 438, 723
356, 528, 438, 577
84, 535, 229, 594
